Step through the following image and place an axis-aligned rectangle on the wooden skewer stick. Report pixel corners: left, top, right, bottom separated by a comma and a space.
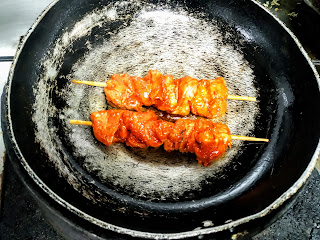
72, 79, 107, 87
72, 79, 256, 102
69, 120, 269, 142
230, 135, 269, 142
69, 119, 93, 126
73, 79, 107, 87
227, 95, 256, 102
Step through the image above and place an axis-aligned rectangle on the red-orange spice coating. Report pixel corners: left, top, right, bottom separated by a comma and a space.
90, 110, 232, 166
104, 70, 228, 118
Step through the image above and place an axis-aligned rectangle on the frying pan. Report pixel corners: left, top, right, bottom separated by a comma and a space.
2, 0, 320, 238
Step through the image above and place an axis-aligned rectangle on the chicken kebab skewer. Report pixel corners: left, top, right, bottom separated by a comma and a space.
72, 70, 256, 119
69, 110, 268, 166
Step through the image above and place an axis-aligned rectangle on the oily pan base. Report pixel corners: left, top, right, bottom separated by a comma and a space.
3, 0, 320, 235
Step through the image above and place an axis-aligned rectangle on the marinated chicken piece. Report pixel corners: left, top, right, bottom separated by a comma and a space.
90, 110, 232, 166
104, 70, 228, 118
163, 118, 231, 166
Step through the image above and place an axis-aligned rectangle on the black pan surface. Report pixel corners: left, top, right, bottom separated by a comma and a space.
2, 0, 320, 238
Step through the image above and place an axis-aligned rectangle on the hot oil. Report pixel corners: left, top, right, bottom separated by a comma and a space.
33, 1, 259, 201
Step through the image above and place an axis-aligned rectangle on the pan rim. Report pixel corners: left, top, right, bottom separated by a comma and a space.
4, 0, 320, 238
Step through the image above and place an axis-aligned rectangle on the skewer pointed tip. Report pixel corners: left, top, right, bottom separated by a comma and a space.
227, 95, 257, 102
231, 135, 269, 142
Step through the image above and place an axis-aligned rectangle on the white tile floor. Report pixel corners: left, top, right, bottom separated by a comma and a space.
0, 0, 53, 56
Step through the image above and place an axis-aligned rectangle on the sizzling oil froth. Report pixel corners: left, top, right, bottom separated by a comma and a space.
33, 1, 259, 201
